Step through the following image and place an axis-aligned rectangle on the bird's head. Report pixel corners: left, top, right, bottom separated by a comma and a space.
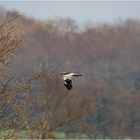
61, 71, 68, 75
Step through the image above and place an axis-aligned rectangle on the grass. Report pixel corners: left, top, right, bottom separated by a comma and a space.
0, 130, 29, 139
0, 130, 131, 139
0, 130, 93, 139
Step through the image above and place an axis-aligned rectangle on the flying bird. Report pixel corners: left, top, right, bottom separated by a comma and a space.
61, 72, 82, 90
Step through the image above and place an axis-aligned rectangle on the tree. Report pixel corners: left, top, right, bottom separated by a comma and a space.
10, 71, 94, 139
0, 13, 22, 131
0, 13, 21, 65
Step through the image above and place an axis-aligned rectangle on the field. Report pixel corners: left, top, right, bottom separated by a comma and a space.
0, 130, 93, 139
0, 130, 132, 139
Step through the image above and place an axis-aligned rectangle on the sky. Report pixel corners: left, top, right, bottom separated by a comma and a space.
0, 1, 140, 24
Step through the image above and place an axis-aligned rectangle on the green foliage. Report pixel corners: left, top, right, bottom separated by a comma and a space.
0, 130, 28, 139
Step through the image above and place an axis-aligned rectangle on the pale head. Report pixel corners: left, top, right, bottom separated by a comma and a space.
61, 71, 69, 75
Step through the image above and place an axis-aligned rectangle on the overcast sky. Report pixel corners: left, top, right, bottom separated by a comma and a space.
0, 1, 140, 24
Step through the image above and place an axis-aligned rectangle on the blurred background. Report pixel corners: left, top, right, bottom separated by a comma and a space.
1, 1, 140, 139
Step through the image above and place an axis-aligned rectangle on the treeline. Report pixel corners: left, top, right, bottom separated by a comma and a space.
3, 10, 140, 92
1, 8, 140, 138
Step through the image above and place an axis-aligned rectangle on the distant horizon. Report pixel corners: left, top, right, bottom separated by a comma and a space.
0, 1, 140, 25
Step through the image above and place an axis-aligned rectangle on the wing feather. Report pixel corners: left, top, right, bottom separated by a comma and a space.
64, 79, 72, 90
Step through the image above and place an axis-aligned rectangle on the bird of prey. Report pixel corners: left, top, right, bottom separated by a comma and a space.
61, 72, 82, 90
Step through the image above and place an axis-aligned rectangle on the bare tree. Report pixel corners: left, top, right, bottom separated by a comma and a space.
0, 14, 21, 65
0, 13, 22, 134
9, 71, 94, 139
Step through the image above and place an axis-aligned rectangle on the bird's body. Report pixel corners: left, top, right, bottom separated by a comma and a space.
61, 72, 82, 90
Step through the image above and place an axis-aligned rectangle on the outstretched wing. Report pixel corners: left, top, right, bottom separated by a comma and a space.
70, 73, 82, 77
64, 79, 72, 90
